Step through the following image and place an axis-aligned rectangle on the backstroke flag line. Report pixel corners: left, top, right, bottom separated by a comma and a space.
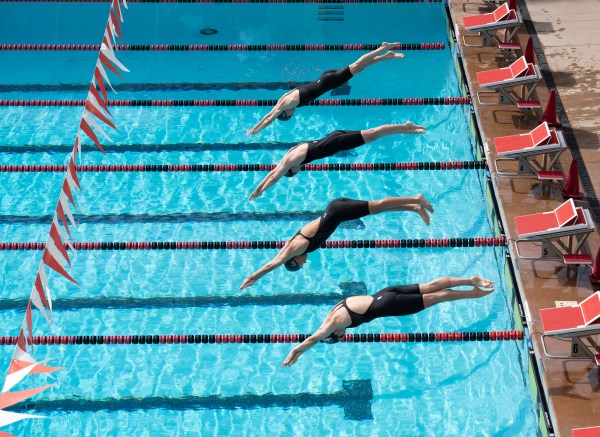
0, 0, 129, 428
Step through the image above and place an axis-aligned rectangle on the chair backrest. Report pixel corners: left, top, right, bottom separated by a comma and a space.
554, 198, 577, 227
580, 292, 600, 326
573, 207, 587, 225
493, 2, 511, 22
509, 56, 528, 78
530, 122, 551, 146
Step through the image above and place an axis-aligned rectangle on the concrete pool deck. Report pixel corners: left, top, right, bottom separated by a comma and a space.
448, 0, 600, 436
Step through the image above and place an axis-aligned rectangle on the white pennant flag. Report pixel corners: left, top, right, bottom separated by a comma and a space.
0, 409, 46, 428
83, 113, 113, 143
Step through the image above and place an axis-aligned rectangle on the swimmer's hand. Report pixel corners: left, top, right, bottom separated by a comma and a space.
249, 189, 262, 201
246, 128, 258, 136
239, 276, 257, 290
281, 349, 302, 367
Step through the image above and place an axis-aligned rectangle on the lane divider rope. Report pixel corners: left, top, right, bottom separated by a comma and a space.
0, 237, 507, 251
0, 161, 487, 173
0, 43, 446, 51
0, 330, 524, 346
0, 97, 471, 107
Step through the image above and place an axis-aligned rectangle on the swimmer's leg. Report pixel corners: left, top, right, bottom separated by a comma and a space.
421, 286, 494, 308
349, 42, 404, 75
418, 276, 495, 294
360, 123, 426, 143
367, 194, 434, 224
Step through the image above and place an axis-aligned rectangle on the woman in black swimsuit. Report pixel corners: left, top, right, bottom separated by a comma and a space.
239, 195, 434, 289
281, 276, 495, 367
246, 42, 405, 135
249, 123, 426, 201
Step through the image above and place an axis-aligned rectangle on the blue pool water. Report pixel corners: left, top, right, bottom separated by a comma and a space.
0, 2, 540, 436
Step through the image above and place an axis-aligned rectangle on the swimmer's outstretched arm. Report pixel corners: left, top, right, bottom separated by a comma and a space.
239, 247, 294, 289
249, 151, 303, 201
247, 107, 282, 136
281, 320, 337, 367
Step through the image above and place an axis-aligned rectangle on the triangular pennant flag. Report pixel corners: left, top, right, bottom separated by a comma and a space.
25, 303, 33, 352
2, 361, 35, 393
95, 61, 117, 93
30, 282, 50, 325
85, 97, 115, 130
61, 177, 76, 208
112, 0, 123, 23
49, 221, 71, 266
93, 68, 109, 101
68, 156, 81, 191
58, 193, 77, 233
109, 10, 123, 41
0, 410, 46, 428
37, 265, 53, 312
73, 135, 82, 164
0, 385, 53, 409
42, 249, 78, 285
33, 272, 49, 310
99, 52, 124, 79
120, 0, 128, 10
54, 219, 76, 261
80, 117, 106, 154
8, 360, 61, 377
83, 113, 113, 143
55, 202, 71, 237
89, 82, 112, 117
101, 44, 129, 73
103, 28, 114, 52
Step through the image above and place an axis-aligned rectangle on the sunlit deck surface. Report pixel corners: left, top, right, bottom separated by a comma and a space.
448, 0, 600, 435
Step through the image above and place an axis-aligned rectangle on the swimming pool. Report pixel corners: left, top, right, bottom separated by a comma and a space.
0, 1, 541, 435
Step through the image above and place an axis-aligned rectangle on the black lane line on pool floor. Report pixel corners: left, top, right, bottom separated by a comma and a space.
0, 142, 305, 154
0, 211, 365, 226
0, 282, 365, 311
519, 0, 600, 228
10, 379, 374, 421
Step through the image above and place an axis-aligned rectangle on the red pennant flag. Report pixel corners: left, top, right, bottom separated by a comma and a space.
85, 100, 116, 129
42, 249, 78, 284
112, 0, 123, 23
88, 84, 111, 117
80, 117, 106, 154
0, 385, 53, 410
94, 68, 108, 101
61, 179, 75, 207
8, 359, 61, 376
49, 222, 71, 266
34, 274, 50, 309
68, 156, 81, 191
99, 52, 123, 79
109, 11, 123, 41
25, 303, 33, 350
16, 329, 26, 352
56, 202, 71, 237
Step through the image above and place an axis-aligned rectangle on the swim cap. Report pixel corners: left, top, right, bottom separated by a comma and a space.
320, 333, 342, 344
284, 168, 299, 178
277, 111, 292, 121
284, 258, 302, 272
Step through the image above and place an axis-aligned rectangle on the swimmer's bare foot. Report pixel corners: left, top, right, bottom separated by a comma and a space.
416, 194, 434, 214
472, 286, 494, 298
379, 51, 404, 61
470, 276, 494, 288
403, 121, 426, 134
415, 205, 431, 225
381, 42, 401, 50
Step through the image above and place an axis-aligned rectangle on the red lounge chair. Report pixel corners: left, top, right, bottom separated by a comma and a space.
476, 56, 542, 107
463, 3, 512, 29
513, 199, 595, 262
493, 122, 567, 178
540, 292, 600, 364
463, 1, 522, 52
